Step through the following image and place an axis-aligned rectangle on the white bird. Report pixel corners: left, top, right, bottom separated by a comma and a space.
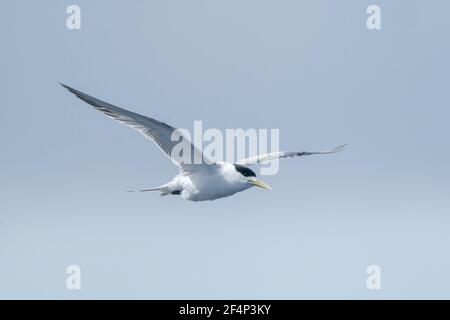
61, 84, 347, 201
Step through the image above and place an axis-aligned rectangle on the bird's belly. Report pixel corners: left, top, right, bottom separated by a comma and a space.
181, 173, 250, 202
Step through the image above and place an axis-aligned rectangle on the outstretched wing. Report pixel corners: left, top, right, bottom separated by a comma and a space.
236, 144, 347, 166
60, 83, 211, 169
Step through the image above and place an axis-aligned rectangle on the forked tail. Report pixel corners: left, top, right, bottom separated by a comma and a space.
127, 183, 170, 193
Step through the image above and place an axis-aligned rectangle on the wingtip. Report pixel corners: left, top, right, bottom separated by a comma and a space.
59, 82, 72, 91
335, 144, 348, 152
59, 82, 78, 93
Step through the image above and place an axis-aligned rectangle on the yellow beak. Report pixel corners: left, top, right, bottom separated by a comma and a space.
248, 178, 272, 190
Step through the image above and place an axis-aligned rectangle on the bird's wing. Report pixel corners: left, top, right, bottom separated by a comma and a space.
60, 83, 212, 169
236, 144, 347, 166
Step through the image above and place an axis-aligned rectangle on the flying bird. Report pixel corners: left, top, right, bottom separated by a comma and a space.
60, 83, 347, 201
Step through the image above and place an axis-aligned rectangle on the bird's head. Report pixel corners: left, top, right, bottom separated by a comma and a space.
233, 164, 272, 190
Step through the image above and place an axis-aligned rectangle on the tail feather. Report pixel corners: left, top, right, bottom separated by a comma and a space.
127, 185, 169, 193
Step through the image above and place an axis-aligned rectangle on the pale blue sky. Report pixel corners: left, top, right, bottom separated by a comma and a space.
1, 0, 449, 298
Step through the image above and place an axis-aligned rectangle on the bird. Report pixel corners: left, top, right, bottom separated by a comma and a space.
60, 83, 347, 201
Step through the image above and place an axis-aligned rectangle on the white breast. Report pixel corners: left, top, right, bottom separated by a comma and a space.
173, 163, 251, 201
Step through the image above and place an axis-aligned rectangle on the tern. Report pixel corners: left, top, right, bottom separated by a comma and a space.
61, 84, 347, 201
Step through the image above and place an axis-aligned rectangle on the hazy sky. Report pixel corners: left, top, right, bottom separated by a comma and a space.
1, 0, 449, 299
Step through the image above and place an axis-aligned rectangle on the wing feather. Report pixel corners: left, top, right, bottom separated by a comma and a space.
60, 83, 210, 169
236, 144, 347, 166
